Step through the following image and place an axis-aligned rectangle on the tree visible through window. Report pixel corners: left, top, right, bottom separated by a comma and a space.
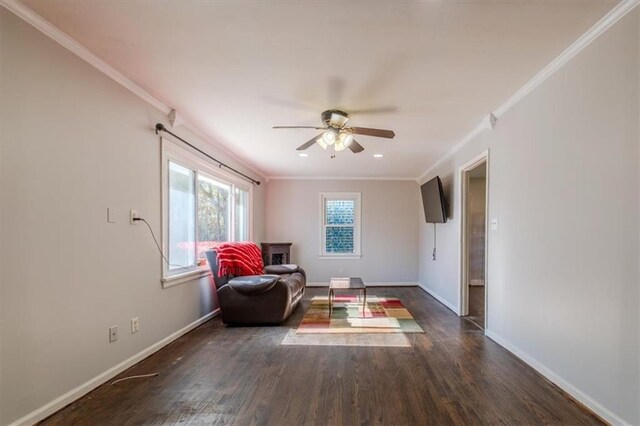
325, 200, 355, 253
164, 146, 251, 279
197, 175, 230, 259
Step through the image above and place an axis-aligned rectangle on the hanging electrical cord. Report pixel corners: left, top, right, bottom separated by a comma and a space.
433, 223, 437, 261
134, 217, 190, 270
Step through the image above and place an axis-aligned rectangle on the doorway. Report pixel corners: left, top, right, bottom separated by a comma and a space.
460, 153, 488, 330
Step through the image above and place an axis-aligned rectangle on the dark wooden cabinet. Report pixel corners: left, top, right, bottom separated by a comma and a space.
261, 243, 292, 266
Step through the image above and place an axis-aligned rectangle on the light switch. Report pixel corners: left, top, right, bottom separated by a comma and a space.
107, 208, 117, 223
491, 218, 498, 231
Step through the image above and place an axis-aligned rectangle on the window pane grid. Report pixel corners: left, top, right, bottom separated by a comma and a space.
234, 188, 249, 241
325, 226, 355, 253
324, 199, 355, 225
164, 146, 252, 278
197, 172, 230, 259
168, 161, 196, 269
321, 194, 360, 256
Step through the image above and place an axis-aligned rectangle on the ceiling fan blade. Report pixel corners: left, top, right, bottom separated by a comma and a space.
348, 139, 365, 153
273, 126, 326, 130
349, 127, 395, 139
297, 134, 323, 151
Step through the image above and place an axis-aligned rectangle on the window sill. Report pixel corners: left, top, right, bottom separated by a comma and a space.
162, 267, 211, 288
318, 254, 362, 260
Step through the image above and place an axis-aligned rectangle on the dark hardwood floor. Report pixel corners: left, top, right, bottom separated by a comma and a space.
467, 285, 485, 330
41, 287, 603, 425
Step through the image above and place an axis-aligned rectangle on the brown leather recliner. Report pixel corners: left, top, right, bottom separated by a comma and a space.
205, 250, 306, 325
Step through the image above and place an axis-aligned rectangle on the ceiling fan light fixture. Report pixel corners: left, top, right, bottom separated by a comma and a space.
316, 138, 328, 150
330, 112, 349, 128
323, 128, 337, 145
275, 109, 394, 157
339, 132, 353, 147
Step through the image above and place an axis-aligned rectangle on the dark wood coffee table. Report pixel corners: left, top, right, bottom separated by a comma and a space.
329, 277, 366, 317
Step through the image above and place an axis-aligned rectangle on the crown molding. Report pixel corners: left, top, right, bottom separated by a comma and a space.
0, 0, 267, 180
0, 0, 168, 112
493, 0, 640, 118
417, 0, 640, 184
4, 0, 637, 184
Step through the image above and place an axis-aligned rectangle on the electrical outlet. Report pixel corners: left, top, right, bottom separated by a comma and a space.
130, 209, 138, 224
109, 325, 118, 343
131, 317, 139, 334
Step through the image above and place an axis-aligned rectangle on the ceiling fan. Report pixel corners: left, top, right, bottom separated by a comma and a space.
273, 109, 395, 156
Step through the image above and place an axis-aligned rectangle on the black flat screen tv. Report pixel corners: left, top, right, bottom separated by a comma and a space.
421, 176, 447, 223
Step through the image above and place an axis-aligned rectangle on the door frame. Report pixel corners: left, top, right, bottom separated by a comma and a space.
458, 150, 489, 329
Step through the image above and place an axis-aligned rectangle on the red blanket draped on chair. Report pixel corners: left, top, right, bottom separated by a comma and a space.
216, 242, 264, 277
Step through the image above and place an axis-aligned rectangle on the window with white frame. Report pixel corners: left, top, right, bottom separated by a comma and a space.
162, 139, 251, 282
320, 192, 361, 257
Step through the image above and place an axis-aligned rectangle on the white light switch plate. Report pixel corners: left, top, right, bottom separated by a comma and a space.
107, 208, 117, 223
491, 218, 499, 231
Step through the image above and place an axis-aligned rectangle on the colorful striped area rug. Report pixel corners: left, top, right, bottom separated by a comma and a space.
296, 296, 424, 334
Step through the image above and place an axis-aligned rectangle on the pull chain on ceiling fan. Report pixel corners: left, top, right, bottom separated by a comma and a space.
273, 109, 395, 157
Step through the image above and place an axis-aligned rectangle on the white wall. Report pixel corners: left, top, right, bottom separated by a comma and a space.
3, 2, 638, 425
267, 179, 419, 284
0, 9, 265, 425
419, 9, 639, 425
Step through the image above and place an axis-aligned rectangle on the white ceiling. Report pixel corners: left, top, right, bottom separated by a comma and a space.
23, 0, 616, 179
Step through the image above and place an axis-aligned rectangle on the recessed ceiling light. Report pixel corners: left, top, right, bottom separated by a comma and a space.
373, 154, 384, 158
298, 153, 309, 157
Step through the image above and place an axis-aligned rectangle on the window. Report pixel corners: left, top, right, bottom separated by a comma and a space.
162, 140, 251, 284
320, 192, 361, 258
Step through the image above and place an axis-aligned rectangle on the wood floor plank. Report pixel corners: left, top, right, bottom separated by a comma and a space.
40, 287, 604, 426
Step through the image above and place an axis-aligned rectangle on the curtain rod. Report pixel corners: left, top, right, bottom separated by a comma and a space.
155, 123, 261, 186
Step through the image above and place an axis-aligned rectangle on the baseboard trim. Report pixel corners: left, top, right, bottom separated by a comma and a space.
416, 283, 460, 315
8, 309, 220, 426
484, 329, 628, 426
306, 281, 419, 288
